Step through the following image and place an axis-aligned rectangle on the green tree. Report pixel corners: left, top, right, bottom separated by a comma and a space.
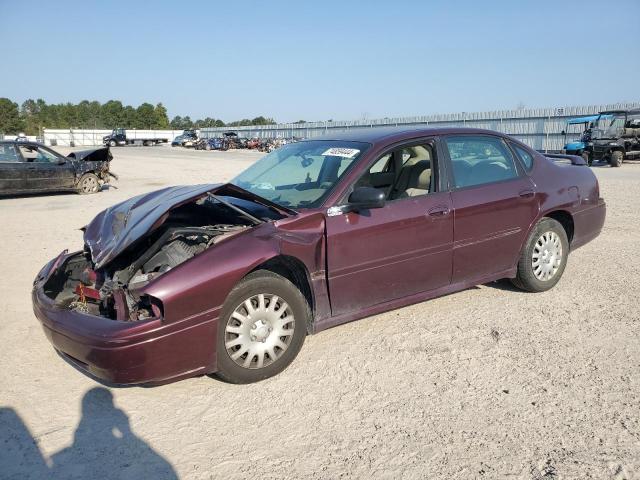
153, 103, 169, 129
101, 100, 124, 128
135, 102, 155, 129
121, 106, 137, 129
251, 116, 276, 125
21, 98, 44, 135
0, 98, 25, 134
169, 116, 183, 129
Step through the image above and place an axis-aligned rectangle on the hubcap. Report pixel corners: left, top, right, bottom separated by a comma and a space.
225, 293, 295, 369
532, 231, 562, 281
82, 177, 98, 193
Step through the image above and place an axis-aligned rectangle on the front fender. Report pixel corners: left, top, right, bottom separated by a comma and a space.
142, 223, 283, 322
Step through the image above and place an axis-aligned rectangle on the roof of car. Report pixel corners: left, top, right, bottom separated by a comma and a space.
0, 140, 43, 146
600, 108, 640, 115
306, 126, 509, 146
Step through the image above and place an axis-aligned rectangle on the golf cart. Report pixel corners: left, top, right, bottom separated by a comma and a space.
561, 114, 609, 166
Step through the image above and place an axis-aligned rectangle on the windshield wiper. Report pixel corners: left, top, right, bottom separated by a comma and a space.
207, 193, 263, 225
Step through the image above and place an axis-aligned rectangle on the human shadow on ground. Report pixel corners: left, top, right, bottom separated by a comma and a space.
1, 387, 177, 480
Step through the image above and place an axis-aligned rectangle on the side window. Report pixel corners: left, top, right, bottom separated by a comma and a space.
444, 136, 518, 189
18, 145, 59, 163
354, 143, 434, 200
389, 144, 433, 200
513, 144, 534, 170
0, 144, 20, 162
369, 153, 392, 173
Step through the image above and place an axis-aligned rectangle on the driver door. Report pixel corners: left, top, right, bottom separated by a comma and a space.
17, 144, 76, 191
325, 140, 454, 317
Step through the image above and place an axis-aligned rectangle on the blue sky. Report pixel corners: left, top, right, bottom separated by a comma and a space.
1, 0, 638, 122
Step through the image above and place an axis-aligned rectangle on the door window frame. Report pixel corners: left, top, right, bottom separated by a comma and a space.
15, 144, 65, 164
0, 144, 21, 163
337, 136, 444, 205
439, 134, 525, 191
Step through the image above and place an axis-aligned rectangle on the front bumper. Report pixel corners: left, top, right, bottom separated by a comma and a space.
32, 252, 219, 385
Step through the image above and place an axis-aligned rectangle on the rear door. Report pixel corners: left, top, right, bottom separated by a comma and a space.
16, 144, 76, 191
0, 144, 29, 193
442, 135, 538, 283
325, 139, 453, 316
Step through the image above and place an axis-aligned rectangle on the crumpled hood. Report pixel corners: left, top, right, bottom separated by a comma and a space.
67, 147, 112, 163
85, 184, 221, 268
83, 183, 296, 269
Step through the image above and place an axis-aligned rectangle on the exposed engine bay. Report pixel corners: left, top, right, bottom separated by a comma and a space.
43, 195, 253, 321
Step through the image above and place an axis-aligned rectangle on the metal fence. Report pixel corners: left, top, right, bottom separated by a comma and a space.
41, 129, 185, 147
200, 102, 640, 152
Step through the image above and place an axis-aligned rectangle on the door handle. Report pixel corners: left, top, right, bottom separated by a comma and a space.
519, 189, 534, 198
428, 205, 450, 217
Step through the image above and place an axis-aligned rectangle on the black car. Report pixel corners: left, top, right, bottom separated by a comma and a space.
0, 141, 115, 196
171, 130, 199, 148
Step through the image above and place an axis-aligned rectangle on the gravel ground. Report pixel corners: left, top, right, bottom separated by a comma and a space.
1, 146, 638, 480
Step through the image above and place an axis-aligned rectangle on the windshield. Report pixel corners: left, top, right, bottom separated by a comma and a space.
231, 140, 370, 209
594, 113, 625, 139
604, 114, 625, 138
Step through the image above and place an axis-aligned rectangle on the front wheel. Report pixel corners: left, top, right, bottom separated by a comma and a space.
77, 173, 100, 194
215, 270, 308, 383
511, 217, 569, 292
109, 140, 117, 147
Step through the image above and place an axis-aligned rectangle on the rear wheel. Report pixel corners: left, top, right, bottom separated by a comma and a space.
511, 217, 569, 292
610, 150, 624, 167
77, 173, 100, 194
215, 270, 308, 384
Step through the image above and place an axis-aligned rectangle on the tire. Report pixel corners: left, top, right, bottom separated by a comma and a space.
109, 140, 117, 147
205, 144, 211, 151
511, 217, 569, 292
610, 150, 624, 167
581, 151, 592, 166
77, 173, 100, 195
215, 270, 309, 384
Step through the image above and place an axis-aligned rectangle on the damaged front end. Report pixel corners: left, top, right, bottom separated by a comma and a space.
40, 184, 292, 323
42, 224, 246, 321
68, 147, 118, 186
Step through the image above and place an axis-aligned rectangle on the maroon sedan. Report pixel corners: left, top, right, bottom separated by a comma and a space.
33, 128, 606, 384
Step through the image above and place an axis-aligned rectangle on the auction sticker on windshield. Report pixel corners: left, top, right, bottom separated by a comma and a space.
321, 147, 360, 158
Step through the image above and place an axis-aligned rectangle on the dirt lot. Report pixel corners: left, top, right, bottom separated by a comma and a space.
1, 145, 638, 479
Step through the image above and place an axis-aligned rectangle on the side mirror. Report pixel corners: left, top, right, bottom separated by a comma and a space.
346, 186, 385, 212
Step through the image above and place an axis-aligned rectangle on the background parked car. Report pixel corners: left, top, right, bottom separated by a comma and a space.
0, 141, 115, 195
171, 130, 199, 148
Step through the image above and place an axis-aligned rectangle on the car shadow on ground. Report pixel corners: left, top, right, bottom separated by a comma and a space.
483, 279, 523, 292
0, 387, 177, 479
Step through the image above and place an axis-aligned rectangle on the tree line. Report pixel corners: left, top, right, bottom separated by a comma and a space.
0, 97, 277, 135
